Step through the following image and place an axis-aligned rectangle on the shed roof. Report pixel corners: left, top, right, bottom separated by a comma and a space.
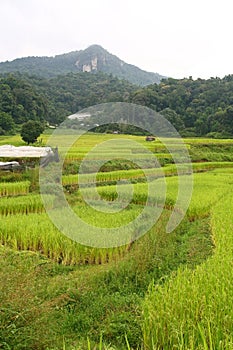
0, 145, 53, 158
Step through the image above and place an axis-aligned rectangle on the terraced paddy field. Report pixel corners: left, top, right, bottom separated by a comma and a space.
1, 132, 233, 349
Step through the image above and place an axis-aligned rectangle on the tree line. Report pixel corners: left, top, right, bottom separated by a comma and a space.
130, 75, 233, 137
0, 72, 135, 136
0, 72, 233, 138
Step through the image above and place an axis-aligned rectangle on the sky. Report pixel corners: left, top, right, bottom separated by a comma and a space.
0, 0, 232, 79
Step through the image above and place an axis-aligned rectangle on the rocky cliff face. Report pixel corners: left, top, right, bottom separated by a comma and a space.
73, 45, 166, 85
76, 56, 98, 72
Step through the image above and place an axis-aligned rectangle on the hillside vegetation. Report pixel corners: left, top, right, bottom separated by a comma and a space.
1, 72, 233, 138
0, 45, 164, 86
0, 72, 136, 132
130, 75, 233, 137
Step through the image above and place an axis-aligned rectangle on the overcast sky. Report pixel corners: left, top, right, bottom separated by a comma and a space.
0, 0, 232, 79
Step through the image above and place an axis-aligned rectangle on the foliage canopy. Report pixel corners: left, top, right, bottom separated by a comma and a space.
20, 120, 44, 144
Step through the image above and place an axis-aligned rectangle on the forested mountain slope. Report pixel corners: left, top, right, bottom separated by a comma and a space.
0, 45, 165, 86
0, 72, 137, 134
130, 75, 233, 137
0, 72, 233, 138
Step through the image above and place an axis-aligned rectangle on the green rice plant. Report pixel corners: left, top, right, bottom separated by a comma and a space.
62, 162, 233, 188
164, 161, 233, 174
62, 167, 233, 265
79, 181, 158, 207
0, 204, 144, 265
73, 203, 143, 228
0, 181, 30, 197
62, 166, 172, 187
0, 134, 26, 146
0, 194, 54, 216
79, 169, 233, 220
142, 172, 233, 349
0, 212, 87, 264
63, 168, 147, 186
187, 138, 233, 144
190, 161, 233, 171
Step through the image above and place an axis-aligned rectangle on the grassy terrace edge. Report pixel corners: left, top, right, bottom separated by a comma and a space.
143, 188, 233, 349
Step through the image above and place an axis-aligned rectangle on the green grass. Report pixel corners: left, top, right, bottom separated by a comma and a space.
142, 170, 233, 349
1, 133, 233, 349
1, 167, 230, 349
0, 211, 212, 349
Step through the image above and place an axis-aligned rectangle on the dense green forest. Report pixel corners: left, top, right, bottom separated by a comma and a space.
0, 72, 233, 137
130, 75, 233, 137
0, 72, 135, 134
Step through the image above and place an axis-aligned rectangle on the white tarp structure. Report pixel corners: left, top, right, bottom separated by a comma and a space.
0, 145, 53, 158
0, 161, 19, 166
68, 112, 91, 120
0, 161, 20, 169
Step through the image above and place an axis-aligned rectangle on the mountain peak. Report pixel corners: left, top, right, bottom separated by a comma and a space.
0, 45, 166, 86
73, 45, 165, 85
85, 44, 106, 51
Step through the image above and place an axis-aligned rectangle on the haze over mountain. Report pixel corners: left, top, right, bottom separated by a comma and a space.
0, 45, 165, 86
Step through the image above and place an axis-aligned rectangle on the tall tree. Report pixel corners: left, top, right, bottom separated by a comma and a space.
21, 121, 44, 144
